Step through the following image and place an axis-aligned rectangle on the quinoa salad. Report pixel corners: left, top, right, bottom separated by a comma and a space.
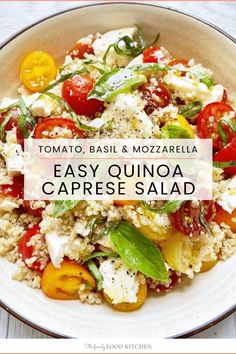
0, 26, 236, 311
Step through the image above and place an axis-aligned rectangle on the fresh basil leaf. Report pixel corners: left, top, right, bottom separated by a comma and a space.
213, 160, 236, 168
161, 125, 191, 139
87, 259, 103, 291
140, 200, 184, 214
53, 200, 80, 217
88, 68, 146, 102
178, 101, 202, 118
200, 77, 214, 88
88, 215, 103, 241
83, 251, 118, 263
110, 221, 168, 282
44, 69, 88, 91
18, 96, 35, 138
218, 115, 236, 147
42, 92, 97, 131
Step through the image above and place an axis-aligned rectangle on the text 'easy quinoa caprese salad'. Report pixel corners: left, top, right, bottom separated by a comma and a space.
0, 26, 236, 311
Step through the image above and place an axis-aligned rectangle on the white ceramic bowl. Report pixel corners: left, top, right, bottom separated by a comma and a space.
0, 2, 235, 338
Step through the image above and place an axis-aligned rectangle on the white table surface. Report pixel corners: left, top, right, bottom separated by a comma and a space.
0, 0, 235, 339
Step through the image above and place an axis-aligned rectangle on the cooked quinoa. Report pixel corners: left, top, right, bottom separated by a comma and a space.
0, 25, 236, 311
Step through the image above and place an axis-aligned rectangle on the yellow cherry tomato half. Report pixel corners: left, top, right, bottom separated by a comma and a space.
171, 114, 195, 138
138, 224, 173, 242
20, 51, 57, 92
200, 258, 218, 273
113, 200, 139, 207
103, 279, 147, 312
41, 260, 96, 300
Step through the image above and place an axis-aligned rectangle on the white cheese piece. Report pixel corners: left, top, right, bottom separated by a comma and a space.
218, 176, 236, 214
0, 195, 19, 211
163, 70, 223, 106
92, 27, 136, 67
127, 54, 144, 67
2, 129, 24, 176
0, 97, 17, 109
99, 258, 139, 304
45, 231, 81, 268
29, 95, 62, 118
92, 93, 153, 138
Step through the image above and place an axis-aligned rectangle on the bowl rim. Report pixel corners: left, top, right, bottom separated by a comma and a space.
0, 1, 235, 339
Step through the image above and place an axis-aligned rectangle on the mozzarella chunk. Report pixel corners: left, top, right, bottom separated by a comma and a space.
91, 93, 153, 138
92, 27, 136, 67
218, 176, 236, 214
45, 231, 82, 268
100, 258, 139, 304
163, 70, 223, 106
0, 195, 19, 211
2, 129, 24, 176
127, 54, 144, 67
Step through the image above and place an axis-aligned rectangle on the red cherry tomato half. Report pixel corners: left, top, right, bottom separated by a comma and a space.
0, 174, 24, 199
213, 138, 236, 175
62, 74, 104, 117
169, 201, 216, 237
143, 46, 172, 64
23, 200, 45, 218
68, 42, 94, 60
222, 89, 228, 103
148, 269, 181, 293
197, 102, 236, 150
18, 223, 49, 272
140, 81, 171, 115
33, 118, 85, 139
168, 59, 189, 68
0, 109, 24, 145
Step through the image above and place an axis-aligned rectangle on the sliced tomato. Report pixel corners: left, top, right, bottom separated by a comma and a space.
214, 204, 236, 233
213, 138, 236, 175
197, 102, 236, 150
169, 201, 215, 237
68, 42, 94, 60
143, 46, 172, 64
148, 269, 180, 293
23, 200, 46, 218
140, 80, 171, 114
62, 74, 104, 117
33, 118, 85, 139
0, 174, 24, 199
18, 223, 49, 272
0, 109, 24, 145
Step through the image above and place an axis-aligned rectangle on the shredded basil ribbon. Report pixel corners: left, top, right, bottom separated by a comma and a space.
140, 200, 184, 214
199, 203, 211, 235
43, 68, 88, 92
53, 200, 80, 217
83, 251, 118, 263
42, 92, 98, 131
188, 67, 214, 88
103, 24, 160, 64
110, 221, 168, 282
0, 110, 13, 140
178, 101, 203, 118
0, 103, 16, 114
18, 96, 36, 138
87, 260, 103, 291
218, 114, 236, 147
213, 160, 236, 168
